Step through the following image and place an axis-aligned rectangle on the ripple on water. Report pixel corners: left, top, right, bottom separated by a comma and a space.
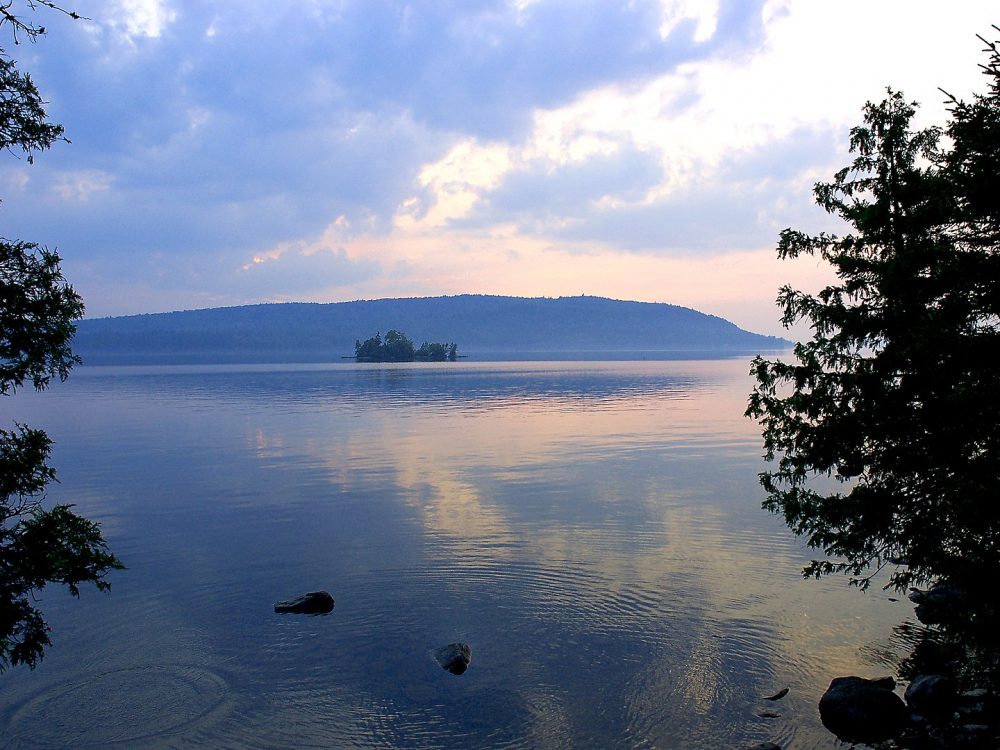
5, 665, 232, 748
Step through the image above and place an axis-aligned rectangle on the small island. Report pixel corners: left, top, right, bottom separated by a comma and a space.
354, 330, 458, 362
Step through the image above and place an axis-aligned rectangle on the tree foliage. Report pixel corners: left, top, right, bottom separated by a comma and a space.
747, 31, 1000, 594
1, 56, 63, 160
416, 341, 458, 362
2, 2, 122, 672
354, 330, 458, 362
1, 240, 83, 391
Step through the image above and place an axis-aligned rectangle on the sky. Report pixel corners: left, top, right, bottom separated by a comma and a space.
1, 0, 997, 336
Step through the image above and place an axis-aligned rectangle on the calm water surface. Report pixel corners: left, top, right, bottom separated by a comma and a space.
2, 359, 910, 749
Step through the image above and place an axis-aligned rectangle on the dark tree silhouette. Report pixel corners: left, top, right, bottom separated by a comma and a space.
2, 1, 122, 672
747, 32, 1000, 596
354, 330, 457, 362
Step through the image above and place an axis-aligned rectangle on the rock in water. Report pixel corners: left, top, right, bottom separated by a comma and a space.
819, 676, 906, 744
274, 591, 335, 614
434, 643, 472, 675
905, 674, 956, 722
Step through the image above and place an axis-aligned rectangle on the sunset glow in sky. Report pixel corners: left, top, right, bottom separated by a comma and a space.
2, 0, 996, 335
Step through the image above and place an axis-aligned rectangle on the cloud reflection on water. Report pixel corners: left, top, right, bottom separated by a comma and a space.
2, 359, 908, 749
256, 359, 908, 745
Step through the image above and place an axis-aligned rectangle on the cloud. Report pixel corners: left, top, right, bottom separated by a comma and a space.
455, 141, 665, 234
547, 127, 845, 252
50, 169, 114, 202
61, 240, 382, 319
391, 0, 995, 259
288, 0, 762, 139
109, 0, 178, 41
2, 0, 997, 334
2, 107, 443, 266
409, 101, 844, 254
233, 244, 381, 297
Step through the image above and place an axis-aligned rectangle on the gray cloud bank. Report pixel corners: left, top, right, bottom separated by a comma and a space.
0, 0, 948, 316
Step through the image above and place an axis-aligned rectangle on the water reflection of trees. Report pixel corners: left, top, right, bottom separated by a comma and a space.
897, 590, 1000, 693
884, 587, 998, 748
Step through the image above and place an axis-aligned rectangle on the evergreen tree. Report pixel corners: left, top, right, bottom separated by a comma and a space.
747, 34, 1000, 595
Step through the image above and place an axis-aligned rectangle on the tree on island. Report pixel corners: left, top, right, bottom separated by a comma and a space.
747, 31, 1000, 601
416, 341, 458, 362
354, 330, 457, 362
1, 3, 123, 671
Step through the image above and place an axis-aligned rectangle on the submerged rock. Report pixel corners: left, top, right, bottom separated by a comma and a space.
818, 676, 907, 744
905, 674, 956, 722
744, 744, 781, 750
274, 591, 335, 614
433, 642, 472, 675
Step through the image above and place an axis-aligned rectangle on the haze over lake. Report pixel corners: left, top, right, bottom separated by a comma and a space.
1, 358, 908, 749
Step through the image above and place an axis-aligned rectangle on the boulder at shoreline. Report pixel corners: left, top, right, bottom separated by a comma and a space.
818, 676, 906, 744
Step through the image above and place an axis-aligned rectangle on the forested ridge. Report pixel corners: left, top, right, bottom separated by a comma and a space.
73, 295, 787, 364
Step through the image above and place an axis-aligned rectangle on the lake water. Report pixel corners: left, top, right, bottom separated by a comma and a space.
1, 359, 911, 749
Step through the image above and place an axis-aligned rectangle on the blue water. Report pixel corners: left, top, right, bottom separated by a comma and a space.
1, 359, 909, 749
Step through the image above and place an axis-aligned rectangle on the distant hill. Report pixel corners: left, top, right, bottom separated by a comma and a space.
73, 295, 789, 364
